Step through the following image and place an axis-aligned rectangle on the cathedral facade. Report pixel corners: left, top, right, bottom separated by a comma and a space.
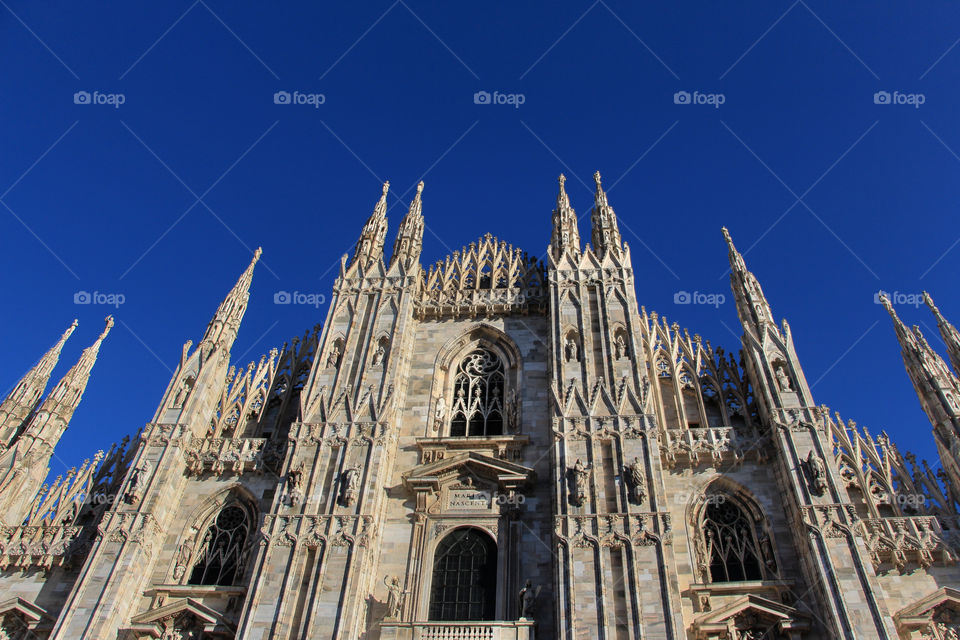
2, 173, 960, 640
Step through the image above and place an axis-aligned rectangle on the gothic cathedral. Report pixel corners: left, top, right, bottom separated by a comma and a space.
2, 174, 960, 640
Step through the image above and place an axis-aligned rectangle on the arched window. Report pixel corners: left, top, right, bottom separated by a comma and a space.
188, 502, 253, 586
449, 349, 504, 437
429, 528, 497, 621
703, 498, 765, 583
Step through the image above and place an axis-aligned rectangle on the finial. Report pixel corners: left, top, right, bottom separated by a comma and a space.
559, 173, 566, 187
593, 171, 602, 190
721, 227, 734, 247
102, 316, 115, 336
254, 247, 262, 261
416, 180, 424, 194
382, 180, 390, 195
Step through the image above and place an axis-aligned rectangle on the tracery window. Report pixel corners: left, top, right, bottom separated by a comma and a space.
188, 503, 252, 586
429, 528, 497, 621
449, 349, 504, 436
703, 498, 765, 583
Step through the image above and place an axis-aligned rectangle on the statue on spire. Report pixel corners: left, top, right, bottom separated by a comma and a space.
352, 181, 391, 269
551, 174, 580, 261
590, 171, 622, 256
392, 181, 424, 269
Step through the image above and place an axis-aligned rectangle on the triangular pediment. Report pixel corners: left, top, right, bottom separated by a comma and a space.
896, 587, 960, 627
693, 594, 809, 637
126, 597, 234, 637
0, 597, 52, 627
403, 451, 535, 493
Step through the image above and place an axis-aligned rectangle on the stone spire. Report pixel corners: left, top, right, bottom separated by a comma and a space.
352, 181, 390, 269
590, 171, 622, 257
924, 291, 960, 377
200, 248, 262, 353
0, 319, 77, 448
723, 227, 776, 335
21, 316, 114, 446
391, 181, 424, 269
880, 294, 960, 492
551, 174, 581, 261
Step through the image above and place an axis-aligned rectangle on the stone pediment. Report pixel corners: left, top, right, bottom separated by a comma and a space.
0, 597, 53, 630
402, 451, 535, 494
691, 593, 809, 639
126, 597, 235, 638
896, 587, 960, 634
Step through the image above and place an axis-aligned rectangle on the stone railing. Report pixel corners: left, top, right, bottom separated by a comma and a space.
183, 437, 268, 476
859, 515, 957, 571
660, 427, 749, 468
0, 524, 87, 570
379, 620, 534, 640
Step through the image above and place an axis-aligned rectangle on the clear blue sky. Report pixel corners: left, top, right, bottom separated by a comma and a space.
2, 1, 959, 475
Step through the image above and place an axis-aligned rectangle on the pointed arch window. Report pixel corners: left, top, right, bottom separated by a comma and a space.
429, 528, 497, 621
449, 349, 504, 437
702, 498, 768, 583
188, 502, 253, 586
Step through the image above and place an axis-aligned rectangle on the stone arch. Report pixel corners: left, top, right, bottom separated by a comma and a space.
430, 325, 523, 436
170, 484, 259, 586
688, 476, 779, 584
427, 526, 499, 621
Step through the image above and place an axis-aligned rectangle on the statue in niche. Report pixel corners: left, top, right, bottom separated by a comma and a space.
326, 344, 341, 368
124, 460, 150, 504
626, 456, 645, 504
775, 364, 793, 392
565, 338, 579, 363
570, 459, 591, 506
172, 527, 197, 580
507, 389, 519, 431
518, 579, 541, 619
806, 451, 828, 496
372, 342, 386, 366
172, 376, 194, 408
340, 466, 360, 506
433, 397, 446, 431
384, 575, 407, 619
286, 462, 304, 507
614, 335, 627, 360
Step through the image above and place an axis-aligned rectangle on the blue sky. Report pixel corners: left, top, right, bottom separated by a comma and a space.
2, 1, 960, 474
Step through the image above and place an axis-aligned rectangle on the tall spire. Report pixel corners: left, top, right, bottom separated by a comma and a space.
352, 181, 390, 269
590, 171, 622, 256
924, 291, 960, 377
722, 227, 775, 334
391, 181, 424, 269
880, 295, 960, 482
0, 319, 77, 448
551, 174, 581, 261
200, 248, 262, 352
22, 316, 114, 445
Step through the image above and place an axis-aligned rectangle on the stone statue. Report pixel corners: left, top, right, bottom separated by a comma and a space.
433, 397, 446, 431
776, 365, 792, 392
507, 389, 519, 431
341, 467, 360, 506
518, 579, 541, 619
286, 462, 304, 507
614, 335, 627, 360
384, 575, 406, 619
626, 456, 645, 504
172, 375, 193, 408
173, 528, 197, 580
570, 459, 590, 506
326, 344, 341, 368
806, 451, 828, 496
124, 460, 150, 504
565, 338, 579, 363
372, 343, 386, 366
